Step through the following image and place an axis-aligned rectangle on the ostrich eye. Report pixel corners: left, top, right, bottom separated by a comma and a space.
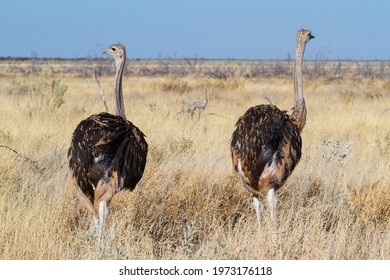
112, 47, 116, 51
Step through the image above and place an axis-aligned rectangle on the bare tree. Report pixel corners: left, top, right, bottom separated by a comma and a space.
183, 86, 209, 119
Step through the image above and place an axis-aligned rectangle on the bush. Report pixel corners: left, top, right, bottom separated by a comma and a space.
30, 70, 67, 109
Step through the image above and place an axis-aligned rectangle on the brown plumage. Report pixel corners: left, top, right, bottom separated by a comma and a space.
230, 29, 314, 227
68, 44, 148, 238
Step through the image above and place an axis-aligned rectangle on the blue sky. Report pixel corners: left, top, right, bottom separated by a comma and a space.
1, 0, 389, 60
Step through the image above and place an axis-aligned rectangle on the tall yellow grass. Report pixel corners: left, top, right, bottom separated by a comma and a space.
0, 61, 389, 259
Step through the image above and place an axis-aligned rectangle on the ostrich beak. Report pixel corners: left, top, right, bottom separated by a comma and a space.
103, 48, 113, 55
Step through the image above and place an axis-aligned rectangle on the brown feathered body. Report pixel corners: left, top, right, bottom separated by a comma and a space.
230, 104, 301, 198
68, 112, 148, 205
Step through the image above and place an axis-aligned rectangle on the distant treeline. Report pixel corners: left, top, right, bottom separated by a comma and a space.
1, 56, 389, 62
2, 57, 390, 80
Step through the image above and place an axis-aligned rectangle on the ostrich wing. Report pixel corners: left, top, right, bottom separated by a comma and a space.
68, 112, 148, 201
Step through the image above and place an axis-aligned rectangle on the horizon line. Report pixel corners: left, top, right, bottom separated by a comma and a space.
1, 56, 390, 62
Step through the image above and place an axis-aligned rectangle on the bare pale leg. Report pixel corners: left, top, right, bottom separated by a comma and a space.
253, 196, 264, 229
93, 179, 115, 240
267, 188, 278, 222
76, 189, 95, 215
96, 200, 109, 239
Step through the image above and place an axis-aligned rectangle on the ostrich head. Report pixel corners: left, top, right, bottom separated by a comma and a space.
297, 29, 314, 45
103, 44, 126, 69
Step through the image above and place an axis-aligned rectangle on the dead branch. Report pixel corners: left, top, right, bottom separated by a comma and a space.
381, 108, 390, 115
183, 86, 209, 120
94, 70, 108, 112
204, 113, 230, 119
261, 94, 274, 105
0, 145, 41, 171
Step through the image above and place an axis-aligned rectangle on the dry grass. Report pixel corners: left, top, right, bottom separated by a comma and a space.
0, 60, 389, 260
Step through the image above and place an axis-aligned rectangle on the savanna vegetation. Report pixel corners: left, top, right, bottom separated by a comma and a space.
0, 58, 389, 259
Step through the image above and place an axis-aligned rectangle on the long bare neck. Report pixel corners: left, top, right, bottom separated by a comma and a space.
292, 38, 307, 133
114, 55, 126, 118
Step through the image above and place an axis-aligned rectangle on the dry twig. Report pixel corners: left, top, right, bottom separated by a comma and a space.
0, 145, 41, 171
94, 70, 108, 112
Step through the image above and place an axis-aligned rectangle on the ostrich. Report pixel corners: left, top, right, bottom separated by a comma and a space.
230, 29, 314, 228
68, 44, 148, 238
